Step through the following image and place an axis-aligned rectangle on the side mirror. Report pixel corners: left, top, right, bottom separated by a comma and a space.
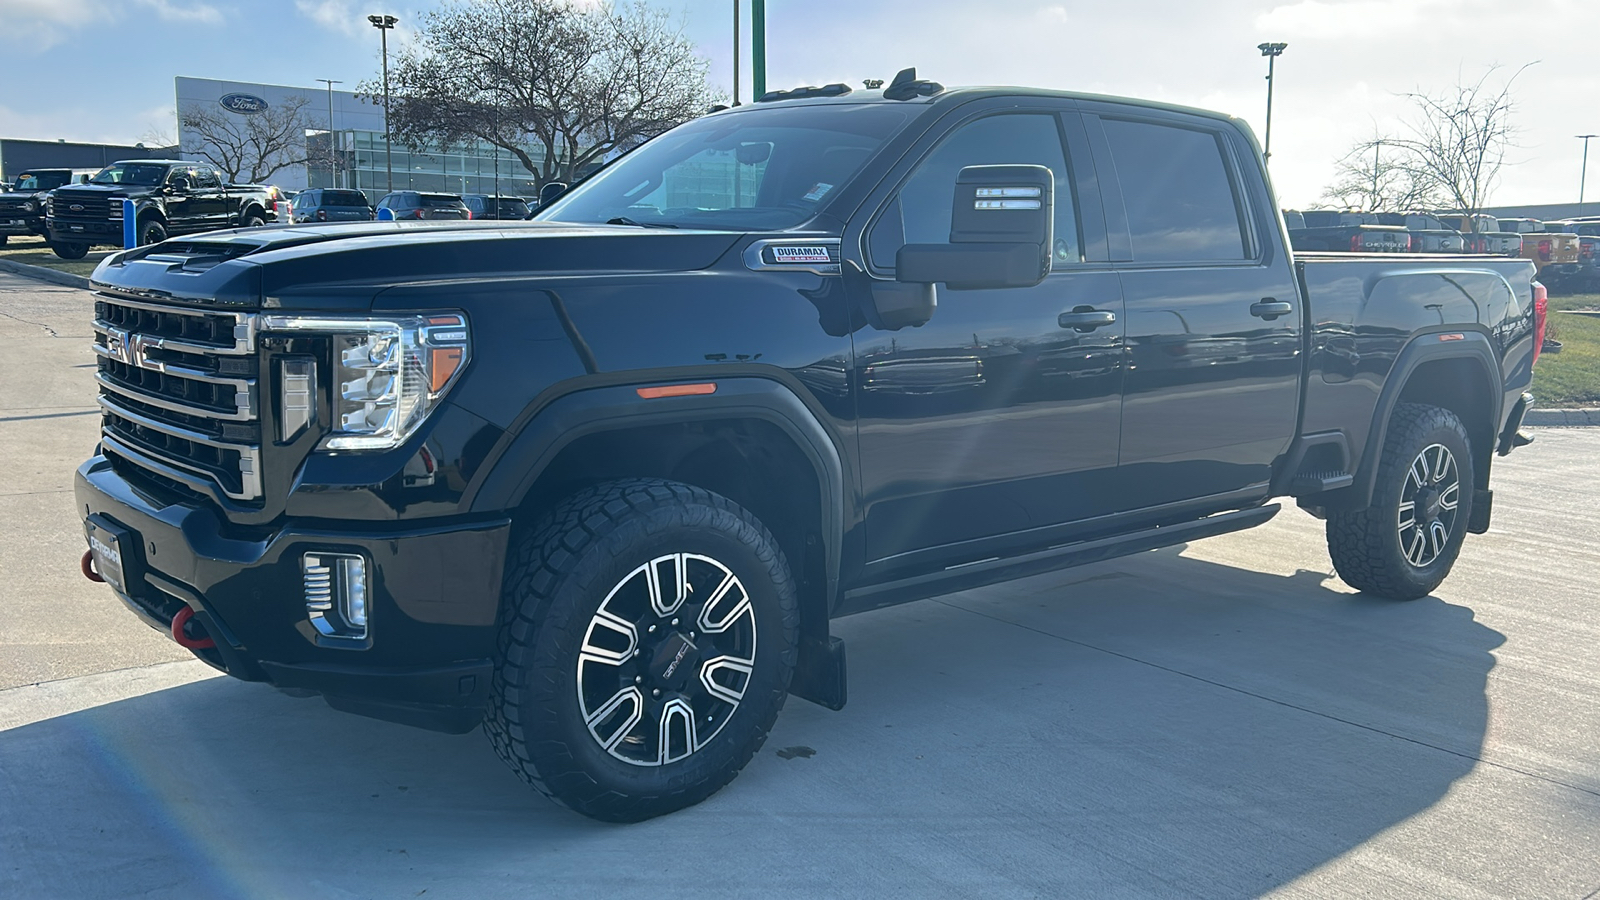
538, 181, 568, 207
896, 164, 1054, 290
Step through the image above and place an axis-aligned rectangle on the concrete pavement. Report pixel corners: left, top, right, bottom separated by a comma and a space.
3, 271, 1600, 898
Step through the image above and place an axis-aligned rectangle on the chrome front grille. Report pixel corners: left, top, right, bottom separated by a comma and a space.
92, 294, 263, 501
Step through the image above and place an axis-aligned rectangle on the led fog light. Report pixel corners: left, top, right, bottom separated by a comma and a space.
303, 552, 370, 642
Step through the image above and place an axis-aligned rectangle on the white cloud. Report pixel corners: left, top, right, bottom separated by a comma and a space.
0, 0, 219, 48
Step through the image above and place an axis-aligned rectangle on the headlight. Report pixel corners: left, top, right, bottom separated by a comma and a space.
23, 200, 36, 212
260, 313, 470, 450
108, 201, 122, 219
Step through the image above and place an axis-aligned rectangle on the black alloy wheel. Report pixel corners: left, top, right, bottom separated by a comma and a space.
138, 220, 167, 246
1326, 402, 1474, 600
486, 478, 798, 822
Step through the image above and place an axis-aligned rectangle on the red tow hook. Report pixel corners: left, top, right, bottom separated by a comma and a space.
171, 606, 217, 650
81, 550, 106, 583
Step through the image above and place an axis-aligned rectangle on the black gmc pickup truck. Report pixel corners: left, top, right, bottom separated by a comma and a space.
75, 73, 1543, 822
46, 159, 276, 259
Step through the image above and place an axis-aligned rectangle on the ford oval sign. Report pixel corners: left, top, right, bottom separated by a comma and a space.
218, 93, 269, 115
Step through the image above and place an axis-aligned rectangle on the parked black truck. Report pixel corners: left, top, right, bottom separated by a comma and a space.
46, 160, 278, 260
76, 74, 1543, 822
1286, 209, 1410, 252
0, 168, 94, 245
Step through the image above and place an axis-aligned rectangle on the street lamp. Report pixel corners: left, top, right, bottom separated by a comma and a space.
316, 78, 342, 189
368, 13, 398, 194
1258, 42, 1288, 164
1578, 134, 1597, 214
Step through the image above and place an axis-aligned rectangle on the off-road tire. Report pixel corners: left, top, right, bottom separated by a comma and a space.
1327, 402, 1474, 600
0, 234, 8, 247
50, 241, 89, 259
138, 220, 167, 246
485, 478, 799, 822
241, 212, 265, 228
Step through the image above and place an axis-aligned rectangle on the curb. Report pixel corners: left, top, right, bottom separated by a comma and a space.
0, 257, 92, 290
1526, 408, 1600, 427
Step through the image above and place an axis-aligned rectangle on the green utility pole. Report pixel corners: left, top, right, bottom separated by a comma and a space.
752, 0, 766, 99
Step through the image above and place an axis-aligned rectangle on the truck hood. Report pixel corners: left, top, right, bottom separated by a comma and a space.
52, 183, 146, 199
90, 220, 749, 310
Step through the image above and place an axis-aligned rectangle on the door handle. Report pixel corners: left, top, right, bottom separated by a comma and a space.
1251, 299, 1293, 320
1058, 308, 1117, 331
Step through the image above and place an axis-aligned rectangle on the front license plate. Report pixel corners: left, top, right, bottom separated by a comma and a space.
69, 224, 84, 232
85, 515, 134, 596
7, 219, 23, 226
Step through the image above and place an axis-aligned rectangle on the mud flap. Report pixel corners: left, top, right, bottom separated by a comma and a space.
789, 635, 847, 710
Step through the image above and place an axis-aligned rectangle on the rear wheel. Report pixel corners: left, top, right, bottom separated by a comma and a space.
50, 241, 89, 259
1326, 402, 1474, 600
241, 212, 265, 228
486, 478, 798, 822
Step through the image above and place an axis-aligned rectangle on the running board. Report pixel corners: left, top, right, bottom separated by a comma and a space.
837, 504, 1281, 616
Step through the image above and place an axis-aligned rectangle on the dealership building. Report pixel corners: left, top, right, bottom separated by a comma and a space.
175, 76, 543, 200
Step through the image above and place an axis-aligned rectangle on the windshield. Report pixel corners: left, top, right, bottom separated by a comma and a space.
539, 104, 919, 230
15, 172, 71, 191
91, 163, 171, 186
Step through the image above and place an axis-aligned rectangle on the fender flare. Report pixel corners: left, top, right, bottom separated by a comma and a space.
1349, 329, 1502, 506
466, 375, 847, 612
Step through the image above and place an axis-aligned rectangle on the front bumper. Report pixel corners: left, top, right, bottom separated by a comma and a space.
48, 219, 121, 245
75, 453, 512, 733
0, 216, 39, 236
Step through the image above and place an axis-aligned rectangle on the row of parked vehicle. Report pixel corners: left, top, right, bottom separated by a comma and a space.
1284, 208, 1600, 292
0, 160, 544, 260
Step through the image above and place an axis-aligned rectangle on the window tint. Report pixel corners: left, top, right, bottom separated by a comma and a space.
323, 190, 367, 206
1100, 118, 1247, 262
871, 113, 1081, 269
421, 193, 465, 208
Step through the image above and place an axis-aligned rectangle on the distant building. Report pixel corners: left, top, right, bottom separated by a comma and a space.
175, 76, 544, 201
1480, 202, 1600, 222
0, 139, 174, 183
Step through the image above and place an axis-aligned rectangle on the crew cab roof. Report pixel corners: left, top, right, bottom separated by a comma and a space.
715, 84, 1246, 129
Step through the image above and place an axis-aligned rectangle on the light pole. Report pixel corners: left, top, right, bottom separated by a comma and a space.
368, 14, 398, 194
1258, 42, 1287, 164
732, 0, 740, 106
1371, 138, 1382, 211
316, 78, 342, 188
752, 0, 766, 99
1578, 134, 1597, 214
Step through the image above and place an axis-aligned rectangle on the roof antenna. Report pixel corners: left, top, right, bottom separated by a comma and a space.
882, 67, 942, 101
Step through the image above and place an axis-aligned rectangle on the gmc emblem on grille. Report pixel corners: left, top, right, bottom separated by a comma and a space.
104, 327, 132, 365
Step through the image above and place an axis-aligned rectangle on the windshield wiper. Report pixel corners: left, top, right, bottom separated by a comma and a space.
605, 216, 678, 229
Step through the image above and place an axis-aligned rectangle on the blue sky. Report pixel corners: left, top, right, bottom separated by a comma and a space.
4, 0, 1598, 208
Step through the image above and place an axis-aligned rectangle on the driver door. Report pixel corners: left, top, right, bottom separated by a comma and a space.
847, 105, 1126, 572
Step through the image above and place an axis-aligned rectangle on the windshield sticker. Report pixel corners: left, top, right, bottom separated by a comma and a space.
771, 245, 833, 264
802, 182, 833, 202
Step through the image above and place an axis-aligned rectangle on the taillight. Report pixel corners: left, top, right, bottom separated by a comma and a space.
1583, 243, 1595, 259
1350, 234, 1363, 251
465, 208, 473, 220
1532, 281, 1548, 365
1409, 234, 1420, 252
316, 209, 327, 221
1538, 239, 1552, 261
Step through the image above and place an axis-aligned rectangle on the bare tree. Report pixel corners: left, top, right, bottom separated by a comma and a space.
1321, 138, 1446, 212
1321, 66, 1529, 215
179, 95, 315, 184
363, 0, 718, 189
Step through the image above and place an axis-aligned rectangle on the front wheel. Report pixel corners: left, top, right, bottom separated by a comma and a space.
50, 241, 89, 259
138, 219, 167, 246
486, 478, 799, 822
1326, 402, 1474, 600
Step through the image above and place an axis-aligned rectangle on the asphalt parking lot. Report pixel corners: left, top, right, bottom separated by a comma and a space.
3, 269, 1599, 898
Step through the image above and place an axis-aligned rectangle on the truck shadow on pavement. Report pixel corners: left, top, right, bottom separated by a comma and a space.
0, 546, 1503, 898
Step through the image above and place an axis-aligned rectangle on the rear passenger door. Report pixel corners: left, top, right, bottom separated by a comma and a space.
845, 101, 1127, 570
1081, 105, 1301, 511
